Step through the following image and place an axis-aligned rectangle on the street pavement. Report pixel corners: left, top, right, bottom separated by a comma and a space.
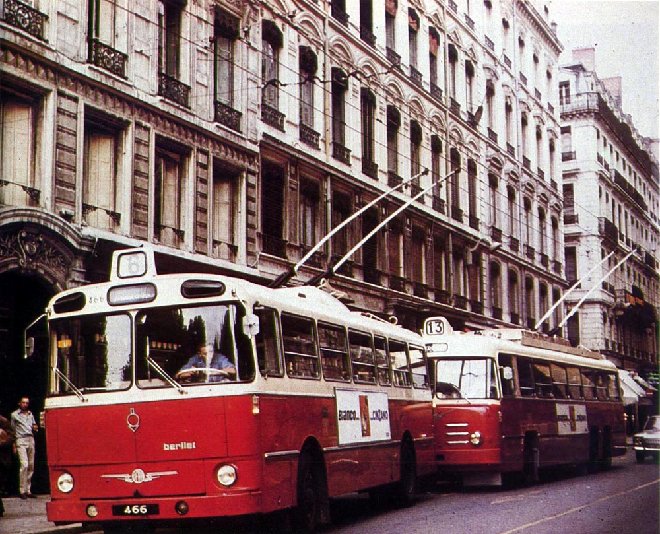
0, 495, 84, 534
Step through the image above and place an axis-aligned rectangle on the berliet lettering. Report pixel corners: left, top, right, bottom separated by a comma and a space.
164, 441, 197, 450
101, 468, 177, 484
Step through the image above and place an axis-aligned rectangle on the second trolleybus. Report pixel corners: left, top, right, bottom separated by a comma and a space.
43, 247, 434, 532
423, 316, 626, 486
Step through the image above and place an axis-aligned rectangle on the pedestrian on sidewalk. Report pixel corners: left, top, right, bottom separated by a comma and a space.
11, 397, 39, 500
0, 410, 16, 516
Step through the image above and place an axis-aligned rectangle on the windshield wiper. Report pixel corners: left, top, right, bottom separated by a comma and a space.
147, 357, 186, 395
54, 368, 87, 402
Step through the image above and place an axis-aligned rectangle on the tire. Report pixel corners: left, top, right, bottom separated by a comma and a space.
636, 450, 646, 464
588, 428, 600, 473
395, 440, 417, 506
293, 453, 326, 532
601, 431, 612, 470
523, 437, 540, 485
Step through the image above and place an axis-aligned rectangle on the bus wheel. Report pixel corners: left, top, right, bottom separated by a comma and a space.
636, 451, 646, 464
523, 435, 540, 485
588, 427, 600, 473
294, 452, 327, 532
395, 440, 417, 505
601, 429, 612, 470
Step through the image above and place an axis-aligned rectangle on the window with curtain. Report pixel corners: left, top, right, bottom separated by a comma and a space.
0, 95, 35, 207
412, 226, 425, 284
211, 161, 238, 260
261, 20, 283, 109
83, 123, 118, 230
508, 270, 519, 319
154, 142, 185, 246
299, 46, 317, 128
361, 88, 376, 165
300, 180, 320, 249
214, 10, 239, 107
448, 44, 458, 98
331, 68, 347, 147
387, 105, 400, 175
388, 219, 404, 277
429, 27, 439, 88
158, 0, 182, 77
410, 120, 422, 179
331, 191, 351, 257
408, 9, 419, 69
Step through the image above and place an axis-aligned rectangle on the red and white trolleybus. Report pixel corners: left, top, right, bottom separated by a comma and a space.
44, 247, 434, 531
423, 316, 626, 486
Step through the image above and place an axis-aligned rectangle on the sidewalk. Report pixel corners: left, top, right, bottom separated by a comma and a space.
0, 496, 84, 534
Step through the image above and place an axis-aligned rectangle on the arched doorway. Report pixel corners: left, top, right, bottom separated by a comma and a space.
0, 271, 55, 494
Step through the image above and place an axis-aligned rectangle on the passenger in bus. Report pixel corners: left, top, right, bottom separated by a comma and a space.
175, 343, 236, 383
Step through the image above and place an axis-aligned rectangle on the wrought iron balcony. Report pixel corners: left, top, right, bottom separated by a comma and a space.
413, 282, 428, 299
562, 151, 576, 161
410, 182, 423, 198
492, 307, 503, 320
89, 39, 127, 78
454, 294, 468, 310
491, 226, 502, 242
613, 169, 648, 210
449, 97, 461, 116
214, 101, 242, 132
644, 251, 657, 269
430, 83, 443, 101
550, 179, 558, 191
330, 5, 349, 26
465, 14, 475, 30
548, 102, 555, 114
362, 160, 378, 180
299, 123, 320, 149
537, 167, 544, 179
469, 215, 479, 230
386, 47, 401, 66
510, 312, 520, 325
360, 26, 376, 47
432, 195, 446, 214
435, 288, 451, 304
522, 156, 531, 170
487, 128, 498, 143
363, 266, 382, 285
2, 0, 48, 40
564, 213, 578, 225
524, 244, 535, 261
448, 0, 458, 12
390, 274, 406, 292
158, 73, 190, 108
388, 171, 403, 188
410, 67, 422, 86
506, 143, 515, 157
526, 317, 535, 329
471, 300, 484, 315
519, 72, 527, 86
332, 142, 351, 165
598, 217, 619, 243
262, 234, 287, 258
535, 88, 542, 100
540, 253, 549, 267
503, 54, 512, 68
261, 103, 285, 131
552, 260, 562, 274
510, 236, 520, 252
485, 35, 494, 51
451, 205, 464, 223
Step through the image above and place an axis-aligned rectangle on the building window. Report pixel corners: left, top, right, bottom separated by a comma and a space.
410, 120, 422, 178
450, 148, 461, 218
520, 112, 528, 157
300, 180, 320, 251
563, 183, 574, 214
548, 138, 555, 180
508, 270, 520, 320
505, 98, 513, 145
559, 81, 570, 105
485, 82, 495, 129
561, 125, 572, 153
0, 94, 36, 207
538, 207, 546, 254
388, 219, 404, 278
261, 161, 286, 257
211, 161, 238, 260
331, 191, 351, 257
154, 140, 186, 247
489, 174, 498, 228
468, 160, 478, 225
158, 0, 182, 78
262, 20, 283, 109
331, 68, 348, 149
539, 283, 549, 327
361, 88, 376, 168
523, 197, 532, 247
412, 226, 425, 284
83, 119, 120, 230
360, 0, 374, 37
490, 262, 502, 314
433, 236, 447, 291
429, 27, 439, 89
386, 105, 400, 177
448, 44, 458, 99
465, 60, 475, 111
551, 216, 559, 260
385, 6, 396, 52
525, 276, 535, 327
214, 10, 239, 108
408, 9, 419, 69
507, 186, 517, 237
535, 125, 543, 169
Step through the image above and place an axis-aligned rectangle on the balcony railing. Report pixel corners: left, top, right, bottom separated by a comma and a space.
510, 236, 520, 252
492, 307, 503, 320
362, 160, 378, 180
560, 92, 599, 114
451, 205, 464, 223
644, 251, 658, 269
510, 312, 520, 325
454, 294, 468, 310
613, 169, 648, 211
390, 274, 406, 292
388, 171, 403, 188
470, 300, 484, 315
449, 97, 461, 116
503, 54, 512, 68
564, 213, 578, 225
485, 35, 494, 51
469, 215, 479, 230
410, 182, 423, 198
487, 127, 498, 143
3, 0, 48, 40
465, 14, 475, 30
261, 103, 285, 131
410, 66, 422, 86
552, 260, 562, 274
386, 47, 401, 66
262, 234, 287, 258
526, 317, 535, 329
432, 196, 446, 214
534, 88, 542, 100
519, 72, 527, 86
562, 151, 576, 161
435, 288, 451, 304
330, 4, 349, 25
491, 226, 502, 242
332, 142, 351, 165
89, 39, 127, 78
548, 102, 555, 114
522, 156, 531, 170
158, 73, 190, 108
598, 217, 619, 244
506, 143, 515, 157
430, 83, 443, 101
413, 282, 428, 298
537, 168, 544, 179
550, 179, 558, 191
214, 101, 242, 132
540, 253, 549, 267
360, 26, 376, 46
524, 244, 535, 261
448, 0, 458, 13
299, 123, 320, 148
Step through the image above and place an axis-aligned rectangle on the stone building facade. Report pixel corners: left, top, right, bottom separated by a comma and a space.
559, 48, 659, 377
0, 0, 564, 445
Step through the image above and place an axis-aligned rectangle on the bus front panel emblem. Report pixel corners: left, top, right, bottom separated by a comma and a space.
127, 408, 140, 433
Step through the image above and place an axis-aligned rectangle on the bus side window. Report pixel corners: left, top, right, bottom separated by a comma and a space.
234, 306, 255, 381
374, 336, 391, 386
595, 372, 608, 400
255, 307, 283, 377
349, 330, 376, 383
409, 345, 428, 389
607, 372, 620, 400
581, 369, 597, 400
533, 363, 553, 398
566, 366, 583, 399
281, 314, 319, 379
550, 364, 568, 399
498, 353, 516, 397
518, 358, 535, 397
389, 340, 411, 387
319, 323, 350, 382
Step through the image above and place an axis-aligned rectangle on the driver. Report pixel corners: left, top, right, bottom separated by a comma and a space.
175, 343, 236, 383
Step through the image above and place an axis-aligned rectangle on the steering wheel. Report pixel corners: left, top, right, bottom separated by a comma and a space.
176, 367, 230, 383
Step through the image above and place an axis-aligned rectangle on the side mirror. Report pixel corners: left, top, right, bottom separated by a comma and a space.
25, 337, 35, 358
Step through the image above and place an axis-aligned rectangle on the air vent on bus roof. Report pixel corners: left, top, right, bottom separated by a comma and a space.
181, 280, 226, 299
53, 292, 86, 313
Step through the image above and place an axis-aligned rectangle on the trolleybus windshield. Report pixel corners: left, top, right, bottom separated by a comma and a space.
50, 303, 255, 395
435, 358, 498, 400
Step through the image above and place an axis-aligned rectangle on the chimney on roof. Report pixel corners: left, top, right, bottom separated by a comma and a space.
602, 77, 623, 107
572, 47, 595, 72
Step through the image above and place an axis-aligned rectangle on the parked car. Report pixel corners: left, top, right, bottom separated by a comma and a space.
633, 415, 660, 463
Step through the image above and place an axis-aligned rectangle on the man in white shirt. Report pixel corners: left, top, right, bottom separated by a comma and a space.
11, 397, 38, 499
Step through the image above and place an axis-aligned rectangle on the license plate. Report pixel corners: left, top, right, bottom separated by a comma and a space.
112, 504, 159, 516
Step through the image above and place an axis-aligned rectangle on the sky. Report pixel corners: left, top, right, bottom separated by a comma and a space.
549, 0, 659, 139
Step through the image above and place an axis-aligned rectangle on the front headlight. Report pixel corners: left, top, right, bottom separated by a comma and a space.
470, 431, 482, 446
57, 472, 74, 493
633, 436, 643, 446
216, 464, 237, 487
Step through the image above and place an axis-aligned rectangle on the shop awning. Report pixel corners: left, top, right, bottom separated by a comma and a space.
619, 370, 646, 406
